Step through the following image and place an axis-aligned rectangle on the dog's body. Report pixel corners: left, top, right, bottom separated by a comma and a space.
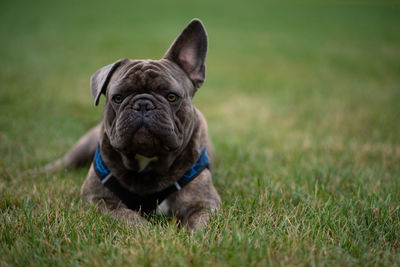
46, 19, 220, 230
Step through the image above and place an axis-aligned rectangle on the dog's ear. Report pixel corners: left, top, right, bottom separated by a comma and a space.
163, 19, 208, 89
90, 58, 128, 106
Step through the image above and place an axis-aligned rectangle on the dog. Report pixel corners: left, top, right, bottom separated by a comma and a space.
44, 19, 221, 230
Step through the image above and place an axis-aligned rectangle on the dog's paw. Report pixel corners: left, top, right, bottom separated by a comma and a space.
185, 211, 210, 231
110, 207, 150, 226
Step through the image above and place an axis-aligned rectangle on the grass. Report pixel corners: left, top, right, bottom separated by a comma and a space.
1, 0, 400, 265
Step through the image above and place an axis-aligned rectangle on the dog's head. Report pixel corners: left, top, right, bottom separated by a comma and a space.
90, 19, 207, 170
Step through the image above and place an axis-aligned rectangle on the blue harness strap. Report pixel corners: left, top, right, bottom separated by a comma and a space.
93, 146, 210, 213
94, 146, 111, 179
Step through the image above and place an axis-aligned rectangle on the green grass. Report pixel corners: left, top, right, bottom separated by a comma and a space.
1, 0, 400, 265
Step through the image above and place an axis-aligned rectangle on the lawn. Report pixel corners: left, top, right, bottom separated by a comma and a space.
1, 0, 400, 265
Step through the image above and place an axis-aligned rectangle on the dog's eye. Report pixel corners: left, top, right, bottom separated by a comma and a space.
112, 95, 123, 104
166, 93, 178, 102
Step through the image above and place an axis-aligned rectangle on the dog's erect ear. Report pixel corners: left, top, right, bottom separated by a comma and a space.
163, 19, 208, 89
90, 58, 128, 106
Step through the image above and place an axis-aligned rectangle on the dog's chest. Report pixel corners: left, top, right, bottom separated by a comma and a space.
135, 154, 158, 172
156, 199, 170, 215
134, 154, 170, 215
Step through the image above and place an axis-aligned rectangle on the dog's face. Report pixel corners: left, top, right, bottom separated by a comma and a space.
90, 19, 207, 170
103, 59, 195, 159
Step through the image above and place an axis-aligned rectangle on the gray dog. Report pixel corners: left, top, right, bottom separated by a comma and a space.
43, 19, 220, 230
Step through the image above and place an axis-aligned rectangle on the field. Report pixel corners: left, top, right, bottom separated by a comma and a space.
1, 0, 400, 265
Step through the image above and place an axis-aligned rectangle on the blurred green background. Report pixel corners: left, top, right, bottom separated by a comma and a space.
1, 0, 400, 265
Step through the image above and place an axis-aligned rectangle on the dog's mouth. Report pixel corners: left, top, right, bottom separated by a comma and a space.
131, 126, 161, 156
115, 124, 178, 171
134, 126, 155, 146
134, 124, 181, 153
112, 114, 181, 156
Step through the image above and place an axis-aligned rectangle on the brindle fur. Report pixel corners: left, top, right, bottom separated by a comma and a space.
47, 19, 220, 230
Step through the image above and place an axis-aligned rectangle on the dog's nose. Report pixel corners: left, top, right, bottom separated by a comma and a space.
132, 99, 155, 112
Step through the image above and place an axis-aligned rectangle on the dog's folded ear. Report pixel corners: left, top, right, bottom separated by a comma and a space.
91, 58, 128, 106
163, 19, 208, 90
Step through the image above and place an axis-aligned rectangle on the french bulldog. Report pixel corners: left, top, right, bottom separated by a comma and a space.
45, 19, 220, 230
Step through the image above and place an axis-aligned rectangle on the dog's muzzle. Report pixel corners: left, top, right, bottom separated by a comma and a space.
131, 97, 155, 113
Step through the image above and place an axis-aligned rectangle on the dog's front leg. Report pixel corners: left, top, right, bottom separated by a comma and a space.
96, 200, 149, 226
168, 169, 221, 231
80, 166, 149, 225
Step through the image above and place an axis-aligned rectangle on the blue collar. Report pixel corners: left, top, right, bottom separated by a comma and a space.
93, 146, 210, 213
